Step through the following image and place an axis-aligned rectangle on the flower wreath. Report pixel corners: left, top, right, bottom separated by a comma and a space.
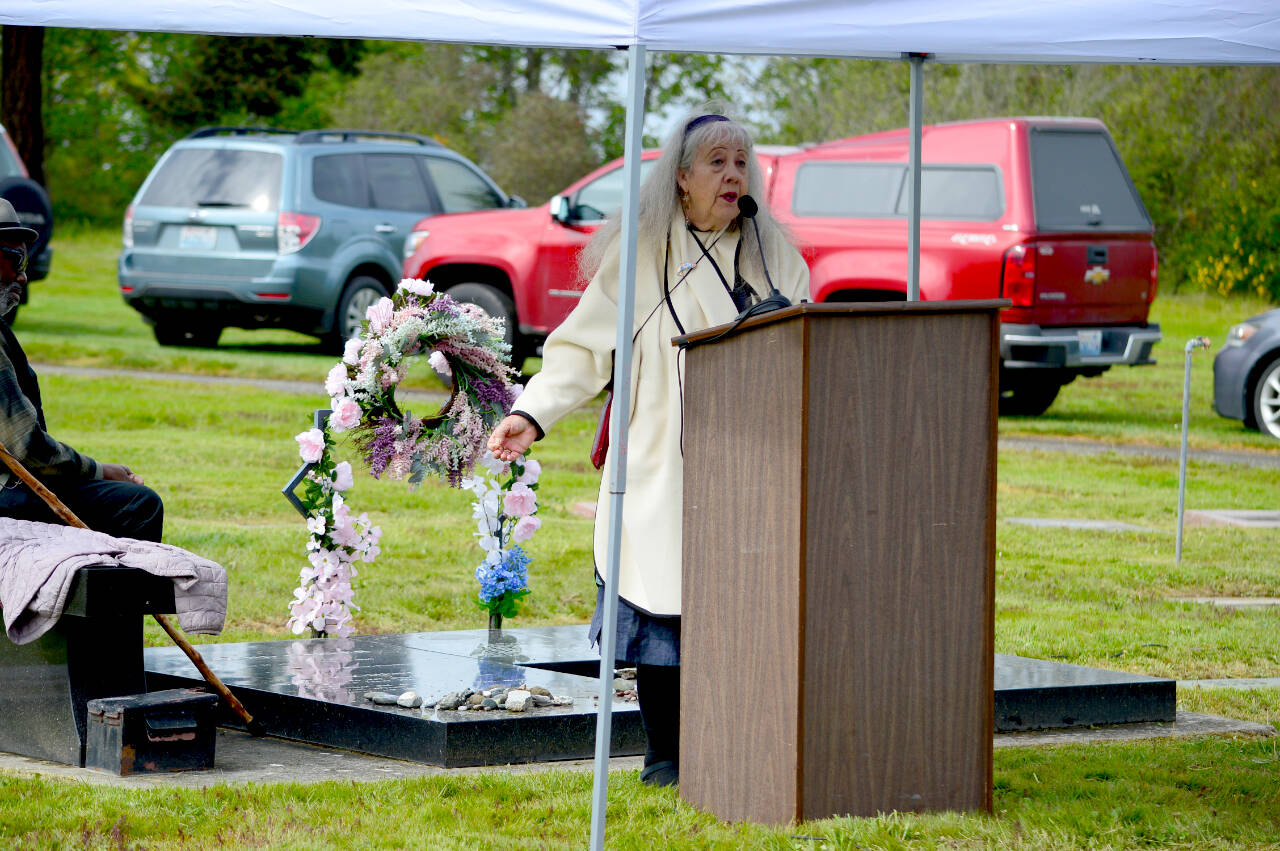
287, 278, 528, 636
327, 278, 522, 486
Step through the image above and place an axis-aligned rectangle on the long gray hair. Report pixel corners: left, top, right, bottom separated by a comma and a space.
578, 103, 788, 289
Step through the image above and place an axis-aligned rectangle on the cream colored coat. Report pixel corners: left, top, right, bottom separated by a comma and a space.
513, 217, 810, 615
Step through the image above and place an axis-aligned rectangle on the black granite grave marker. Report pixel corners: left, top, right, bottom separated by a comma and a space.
143, 626, 1176, 768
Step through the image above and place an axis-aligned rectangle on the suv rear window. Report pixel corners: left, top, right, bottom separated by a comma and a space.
1029, 130, 1150, 230
793, 162, 1003, 220
139, 148, 282, 210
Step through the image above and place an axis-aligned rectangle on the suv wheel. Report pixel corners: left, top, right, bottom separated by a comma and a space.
998, 377, 1061, 417
1251, 356, 1280, 439
153, 323, 223, 348
445, 283, 529, 367
332, 275, 389, 349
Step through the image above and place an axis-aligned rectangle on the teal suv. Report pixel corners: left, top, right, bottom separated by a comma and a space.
119, 127, 520, 349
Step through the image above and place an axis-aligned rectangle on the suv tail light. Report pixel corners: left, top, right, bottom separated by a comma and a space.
278, 212, 321, 254
1001, 242, 1036, 307
123, 204, 134, 248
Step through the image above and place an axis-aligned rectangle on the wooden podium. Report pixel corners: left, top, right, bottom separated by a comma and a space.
675, 301, 1002, 825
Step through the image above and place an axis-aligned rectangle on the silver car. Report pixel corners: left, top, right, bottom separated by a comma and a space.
1213, 308, 1280, 439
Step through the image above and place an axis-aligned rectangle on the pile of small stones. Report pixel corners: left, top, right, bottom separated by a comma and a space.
363, 684, 574, 715
612, 667, 638, 701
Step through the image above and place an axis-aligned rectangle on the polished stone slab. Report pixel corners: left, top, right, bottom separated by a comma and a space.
994, 654, 1173, 731
143, 627, 1176, 766
144, 628, 642, 768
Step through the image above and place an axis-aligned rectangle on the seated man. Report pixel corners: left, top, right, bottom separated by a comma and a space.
0, 199, 163, 541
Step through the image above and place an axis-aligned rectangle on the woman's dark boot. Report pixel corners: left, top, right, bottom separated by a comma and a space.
636, 663, 680, 787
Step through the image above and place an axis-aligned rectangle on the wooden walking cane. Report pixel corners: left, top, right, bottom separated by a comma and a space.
0, 441, 264, 736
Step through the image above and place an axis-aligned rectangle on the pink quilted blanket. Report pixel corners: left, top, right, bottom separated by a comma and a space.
0, 518, 226, 644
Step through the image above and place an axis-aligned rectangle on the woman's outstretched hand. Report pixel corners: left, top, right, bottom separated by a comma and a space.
488, 415, 537, 462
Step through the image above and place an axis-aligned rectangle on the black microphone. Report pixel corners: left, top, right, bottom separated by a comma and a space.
737, 194, 790, 316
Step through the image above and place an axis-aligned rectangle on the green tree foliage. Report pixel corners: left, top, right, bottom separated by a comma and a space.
121, 35, 361, 132
324, 44, 726, 200
326, 44, 496, 162
37, 30, 361, 222
484, 93, 596, 204
23, 34, 737, 224
41, 30, 166, 222
757, 60, 1280, 300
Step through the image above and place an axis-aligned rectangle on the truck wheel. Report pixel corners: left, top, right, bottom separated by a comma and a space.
1251, 356, 1280, 439
153, 323, 223, 347
998, 379, 1061, 416
445, 282, 529, 367
331, 276, 389, 350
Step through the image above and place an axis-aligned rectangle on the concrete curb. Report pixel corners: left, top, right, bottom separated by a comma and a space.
1, 711, 1270, 788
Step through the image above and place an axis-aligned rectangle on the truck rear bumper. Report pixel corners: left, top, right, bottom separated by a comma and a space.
1001, 323, 1161, 369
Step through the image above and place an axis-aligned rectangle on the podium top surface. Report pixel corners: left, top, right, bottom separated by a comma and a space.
672, 299, 1010, 348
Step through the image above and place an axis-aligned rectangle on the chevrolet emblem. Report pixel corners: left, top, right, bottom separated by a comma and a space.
1084, 266, 1111, 285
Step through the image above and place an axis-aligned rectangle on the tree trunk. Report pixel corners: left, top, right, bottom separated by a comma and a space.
1, 26, 45, 187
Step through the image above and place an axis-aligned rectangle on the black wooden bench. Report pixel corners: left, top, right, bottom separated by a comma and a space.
0, 565, 176, 766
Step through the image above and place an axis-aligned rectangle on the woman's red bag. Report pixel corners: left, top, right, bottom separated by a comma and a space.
590, 388, 612, 470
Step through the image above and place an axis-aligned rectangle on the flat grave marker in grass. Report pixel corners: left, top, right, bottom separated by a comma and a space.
1185, 509, 1280, 528
1006, 517, 1154, 532
1167, 596, 1280, 610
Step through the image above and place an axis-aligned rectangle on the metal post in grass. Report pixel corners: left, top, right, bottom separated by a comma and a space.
589, 42, 646, 851
1176, 336, 1212, 565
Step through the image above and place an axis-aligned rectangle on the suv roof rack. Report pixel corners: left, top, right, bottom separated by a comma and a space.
293, 129, 441, 147
187, 126, 297, 139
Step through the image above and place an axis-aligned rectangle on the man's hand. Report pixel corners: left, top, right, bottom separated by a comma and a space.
102, 463, 145, 485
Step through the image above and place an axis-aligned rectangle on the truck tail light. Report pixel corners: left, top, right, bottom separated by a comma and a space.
1001, 242, 1036, 307
123, 204, 134, 248
278, 212, 321, 254
1147, 244, 1159, 303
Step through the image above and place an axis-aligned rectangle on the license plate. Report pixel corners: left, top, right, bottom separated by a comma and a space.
178, 225, 217, 250
1079, 330, 1103, 357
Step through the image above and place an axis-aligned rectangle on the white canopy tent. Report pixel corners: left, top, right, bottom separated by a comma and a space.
7, 1, 1280, 62
6, 2, 1278, 847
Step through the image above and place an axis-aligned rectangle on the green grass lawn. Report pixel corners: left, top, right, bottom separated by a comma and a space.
3, 228, 1279, 849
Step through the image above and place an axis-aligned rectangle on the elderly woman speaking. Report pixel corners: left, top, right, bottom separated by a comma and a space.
487, 106, 810, 787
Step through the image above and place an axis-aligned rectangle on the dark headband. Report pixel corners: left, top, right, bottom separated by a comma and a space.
683, 114, 729, 137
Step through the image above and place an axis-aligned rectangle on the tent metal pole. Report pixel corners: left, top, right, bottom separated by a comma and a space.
589, 41, 646, 851
905, 52, 926, 301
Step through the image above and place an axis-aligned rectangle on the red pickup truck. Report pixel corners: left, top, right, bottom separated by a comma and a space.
403, 117, 1161, 415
